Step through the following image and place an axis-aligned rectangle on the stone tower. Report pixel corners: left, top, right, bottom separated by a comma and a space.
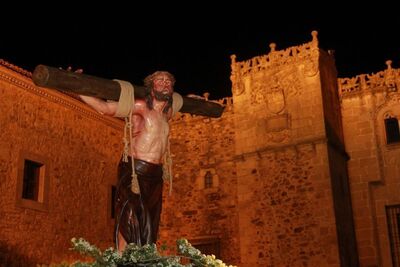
229, 31, 358, 267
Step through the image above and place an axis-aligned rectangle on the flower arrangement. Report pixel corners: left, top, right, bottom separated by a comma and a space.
52, 237, 236, 267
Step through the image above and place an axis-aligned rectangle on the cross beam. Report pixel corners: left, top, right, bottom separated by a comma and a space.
32, 65, 224, 118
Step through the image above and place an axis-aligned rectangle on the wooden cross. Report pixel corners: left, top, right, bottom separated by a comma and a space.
32, 65, 224, 118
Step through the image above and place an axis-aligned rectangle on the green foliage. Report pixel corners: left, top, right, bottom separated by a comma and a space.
48, 237, 236, 267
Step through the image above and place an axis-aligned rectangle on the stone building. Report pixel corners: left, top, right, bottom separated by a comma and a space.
0, 31, 399, 267
0, 61, 123, 266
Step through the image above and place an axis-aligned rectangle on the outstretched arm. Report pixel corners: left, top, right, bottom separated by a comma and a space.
79, 95, 118, 116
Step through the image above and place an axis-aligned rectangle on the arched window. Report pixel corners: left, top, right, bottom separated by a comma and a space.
204, 171, 213, 189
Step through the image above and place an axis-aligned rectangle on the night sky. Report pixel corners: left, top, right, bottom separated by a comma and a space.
2, 7, 399, 100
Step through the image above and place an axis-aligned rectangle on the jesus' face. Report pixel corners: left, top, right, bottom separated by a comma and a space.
152, 74, 173, 101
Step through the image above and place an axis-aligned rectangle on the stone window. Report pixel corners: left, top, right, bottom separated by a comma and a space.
204, 171, 213, 189
386, 205, 400, 267
190, 237, 220, 260
22, 160, 44, 201
197, 169, 219, 190
180, 237, 220, 265
384, 116, 400, 144
16, 152, 49, 211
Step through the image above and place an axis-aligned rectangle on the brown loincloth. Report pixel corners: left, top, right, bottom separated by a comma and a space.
114, 157, 163, 247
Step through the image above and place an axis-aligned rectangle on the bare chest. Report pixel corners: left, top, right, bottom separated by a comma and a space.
143, 111, 169, 135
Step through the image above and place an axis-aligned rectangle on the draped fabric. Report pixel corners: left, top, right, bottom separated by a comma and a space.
114, 157, 163, 247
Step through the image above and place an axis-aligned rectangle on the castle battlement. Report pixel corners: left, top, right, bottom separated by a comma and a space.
230, 31, 319, 79
338, 60, 399, 98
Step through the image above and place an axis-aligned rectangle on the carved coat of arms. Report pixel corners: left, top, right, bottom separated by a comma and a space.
266, 86, 285, 114
251, 74, 286, 115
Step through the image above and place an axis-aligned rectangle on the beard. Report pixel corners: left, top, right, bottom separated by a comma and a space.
153, 90, 172, 102
145, 88, 173, 114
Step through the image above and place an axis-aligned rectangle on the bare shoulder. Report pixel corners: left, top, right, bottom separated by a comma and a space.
133, 99, 147, 113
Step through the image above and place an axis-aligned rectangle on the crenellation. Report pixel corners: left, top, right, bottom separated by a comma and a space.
338, 62, 400, 98
238, 38, 318, 77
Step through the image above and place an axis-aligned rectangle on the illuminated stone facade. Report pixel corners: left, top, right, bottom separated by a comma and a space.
1, 31, 399, 267
0, 61, 123, 266
338, 60, 400, 267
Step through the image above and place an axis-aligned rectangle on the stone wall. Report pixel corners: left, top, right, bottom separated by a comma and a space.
0, 63, 124, 266
160, 100, 241, 265
235, 144, 341, 266
339, 62, 400, 267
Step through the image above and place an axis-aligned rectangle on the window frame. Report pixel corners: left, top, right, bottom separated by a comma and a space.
16, 151, 50, 212
384, 116, 400, 144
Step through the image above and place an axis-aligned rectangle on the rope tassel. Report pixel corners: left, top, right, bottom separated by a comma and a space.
113, 79, 140, 194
